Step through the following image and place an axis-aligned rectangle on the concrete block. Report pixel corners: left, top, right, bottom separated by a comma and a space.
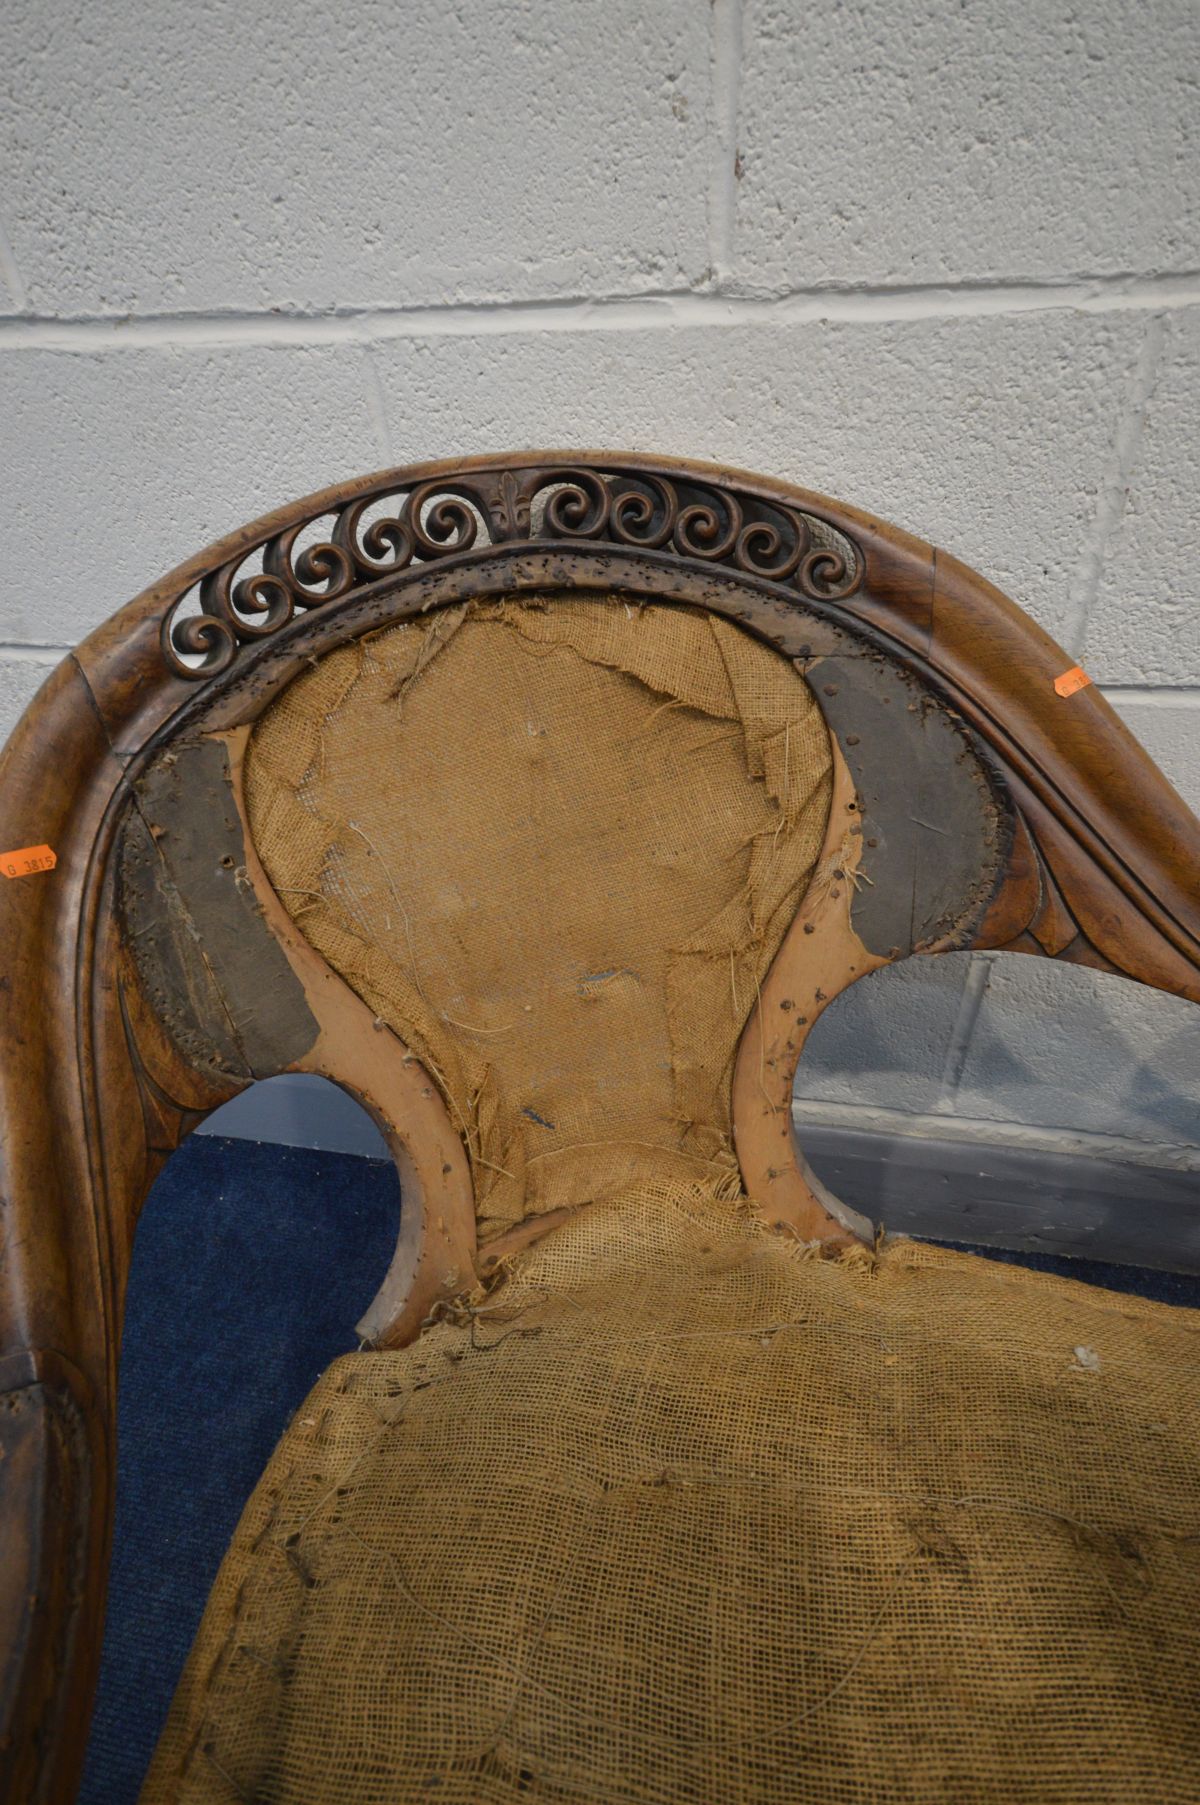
1107, 693, 1200, 815
0, 0, 709, 316
733, 0, 1200, 292
794, 952, 973, 1116
0, 654, 59, 747
951, 955, 1200, 1149
1085, 309, 1200, 685
372, 307, 1141, 643
0, 344, 378, 644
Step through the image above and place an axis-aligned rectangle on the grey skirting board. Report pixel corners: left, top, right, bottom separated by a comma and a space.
800, 1122, 1200, 1274
200, 1075, 1200, 1275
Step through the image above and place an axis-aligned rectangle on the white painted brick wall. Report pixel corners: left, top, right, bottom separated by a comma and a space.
733, 1, 1199, 290
1, 0, 1197, 1164
0, 0, 711, 312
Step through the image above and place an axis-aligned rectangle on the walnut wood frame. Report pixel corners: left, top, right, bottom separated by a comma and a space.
2, 452, 1198, 1803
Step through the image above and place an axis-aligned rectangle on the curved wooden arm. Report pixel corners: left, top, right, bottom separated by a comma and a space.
0, 640, 251, 1801
843, 530, 1200, 1001
2, 451, 1197, 1802
0, 656, 158, 1802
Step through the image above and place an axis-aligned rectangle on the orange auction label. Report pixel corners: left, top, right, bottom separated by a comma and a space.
1, 844, 57, 879
1053, 665, 1093, 698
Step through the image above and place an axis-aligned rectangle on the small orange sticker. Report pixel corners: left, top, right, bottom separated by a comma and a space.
1, 844, 57, 879
1053, 665, 1093, 698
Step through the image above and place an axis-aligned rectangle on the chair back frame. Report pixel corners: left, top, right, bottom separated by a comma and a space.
2, 451, 1198, 1804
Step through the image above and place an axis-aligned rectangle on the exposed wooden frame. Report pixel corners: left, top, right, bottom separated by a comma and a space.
2, 452, 1198, 1803
732, 736, 885, 1248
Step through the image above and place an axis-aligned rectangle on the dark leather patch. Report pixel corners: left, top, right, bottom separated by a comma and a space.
810, 653, 1012, 958
119, 737, 318, 1081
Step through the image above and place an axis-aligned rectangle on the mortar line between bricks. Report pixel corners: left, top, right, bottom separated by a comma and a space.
1101, 684, 1200, 705
1, 269, 1199, 350
0, 642, 72, 661
932, 952, 996, 1117
357, 338, 394, 464
1061, 314, 1166, 658
706, 0, 743, 281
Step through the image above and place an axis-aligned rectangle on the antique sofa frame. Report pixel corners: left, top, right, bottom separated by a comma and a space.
2, 451, 1199, 1803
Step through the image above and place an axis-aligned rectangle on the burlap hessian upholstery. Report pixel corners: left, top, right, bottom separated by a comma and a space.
142, 598, 1200, 1804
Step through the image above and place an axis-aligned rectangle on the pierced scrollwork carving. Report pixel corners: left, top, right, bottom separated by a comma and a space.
161, 461, 863, 679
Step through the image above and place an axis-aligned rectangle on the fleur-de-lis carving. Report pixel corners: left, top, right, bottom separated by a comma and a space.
485, 470, 532, 542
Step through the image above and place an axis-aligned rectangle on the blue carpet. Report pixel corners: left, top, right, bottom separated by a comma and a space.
80, 1133, 1199, 1803
941, 1238, 1200, 1306
79, 1135, 399, 1805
